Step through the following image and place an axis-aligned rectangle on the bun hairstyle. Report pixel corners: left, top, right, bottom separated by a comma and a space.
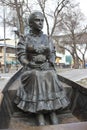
29, 11, 44, 27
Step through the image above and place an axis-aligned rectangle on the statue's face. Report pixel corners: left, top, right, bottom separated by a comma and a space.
32, 13, 44, 31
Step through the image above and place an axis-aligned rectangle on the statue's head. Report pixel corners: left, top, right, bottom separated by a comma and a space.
29, 11, 44, 31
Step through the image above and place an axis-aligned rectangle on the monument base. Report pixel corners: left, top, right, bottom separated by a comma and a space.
9, 122, 87, 130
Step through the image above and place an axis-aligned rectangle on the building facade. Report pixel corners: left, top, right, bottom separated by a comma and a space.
0, 39, 19, 72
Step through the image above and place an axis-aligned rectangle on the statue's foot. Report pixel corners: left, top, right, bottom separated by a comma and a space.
50, 112, 59, 125
37, 114, 46, 126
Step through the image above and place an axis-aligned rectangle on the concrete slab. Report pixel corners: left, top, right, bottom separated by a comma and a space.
58, 69, 87, 81
9, 122, 87, 130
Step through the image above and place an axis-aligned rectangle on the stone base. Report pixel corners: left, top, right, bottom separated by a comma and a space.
9, 122, 87, 130
9, 111, 79, 129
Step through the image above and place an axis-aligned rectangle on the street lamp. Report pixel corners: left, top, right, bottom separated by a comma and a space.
13, 27, 18, 71
3, 5, 7, 73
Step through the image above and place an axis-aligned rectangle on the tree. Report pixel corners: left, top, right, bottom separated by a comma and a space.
54, 5, 87, 68
76, 32, 87, 68
37, 0, 70, 36
0, 0, 71, 36
0, 0, 28, 34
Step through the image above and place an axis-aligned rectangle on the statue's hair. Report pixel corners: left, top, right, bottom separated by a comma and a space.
29, 11, 44, 27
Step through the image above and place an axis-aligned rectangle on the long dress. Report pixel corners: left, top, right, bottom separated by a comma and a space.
14, 31, 69, 113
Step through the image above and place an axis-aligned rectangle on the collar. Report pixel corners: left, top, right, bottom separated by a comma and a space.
29, 29, 43, 37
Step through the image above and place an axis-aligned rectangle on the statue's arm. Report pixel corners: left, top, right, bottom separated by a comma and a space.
17, 35, 29, 67
48, 38, 56, 65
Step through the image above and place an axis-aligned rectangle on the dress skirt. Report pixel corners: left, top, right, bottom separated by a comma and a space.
15, 69, 69, 113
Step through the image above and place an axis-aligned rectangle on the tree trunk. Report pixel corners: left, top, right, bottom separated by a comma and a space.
82, 56, 86, 68
14, 0, 24, 34
73, 57, 79, 69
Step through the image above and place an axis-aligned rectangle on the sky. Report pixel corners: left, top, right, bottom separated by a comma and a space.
0, 0, 87, 39
77, 0, 87, 17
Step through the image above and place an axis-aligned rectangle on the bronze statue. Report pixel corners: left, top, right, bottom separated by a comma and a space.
14, 11, 69, 126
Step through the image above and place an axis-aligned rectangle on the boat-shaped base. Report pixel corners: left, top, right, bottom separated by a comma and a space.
1, 68, 87, 129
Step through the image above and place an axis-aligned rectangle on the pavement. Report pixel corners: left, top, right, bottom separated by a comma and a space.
58, 68, 87, 82
0, 72, 15, 92
0, 68, 87, 92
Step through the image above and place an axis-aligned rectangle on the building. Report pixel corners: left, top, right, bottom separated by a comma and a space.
0, 38, 19, 72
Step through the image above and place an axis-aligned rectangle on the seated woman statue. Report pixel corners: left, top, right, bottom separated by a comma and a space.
14, 11, 69, 126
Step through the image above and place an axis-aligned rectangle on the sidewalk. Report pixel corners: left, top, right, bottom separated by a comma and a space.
0, 70, 17, 92
57, 68, 87, 82
0, 68, 87, 91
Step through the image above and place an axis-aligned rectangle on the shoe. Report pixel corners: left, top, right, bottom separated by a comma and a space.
50, 112, 59, 125
37, 114, 46, 126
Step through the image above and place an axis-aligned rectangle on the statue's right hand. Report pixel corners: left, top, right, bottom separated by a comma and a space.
20, 56, 29, 66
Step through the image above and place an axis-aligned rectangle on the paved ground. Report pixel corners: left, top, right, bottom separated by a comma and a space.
0, 68, 87, 92
0, 72, 16, 92
58, 68, 87, 82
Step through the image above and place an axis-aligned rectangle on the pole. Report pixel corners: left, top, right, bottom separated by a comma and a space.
3, 5, 7, 73
14, 31, 18, 71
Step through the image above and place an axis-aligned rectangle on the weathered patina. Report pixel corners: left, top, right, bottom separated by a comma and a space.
14, 11, 69, 126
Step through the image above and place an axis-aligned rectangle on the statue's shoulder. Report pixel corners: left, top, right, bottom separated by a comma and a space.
18, 34, 26, 42
25, 33, 33, 40
42, 33, 48, 38
42, 33, 53, 41
41, 33, 49, 43
18, 33, 31, 43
